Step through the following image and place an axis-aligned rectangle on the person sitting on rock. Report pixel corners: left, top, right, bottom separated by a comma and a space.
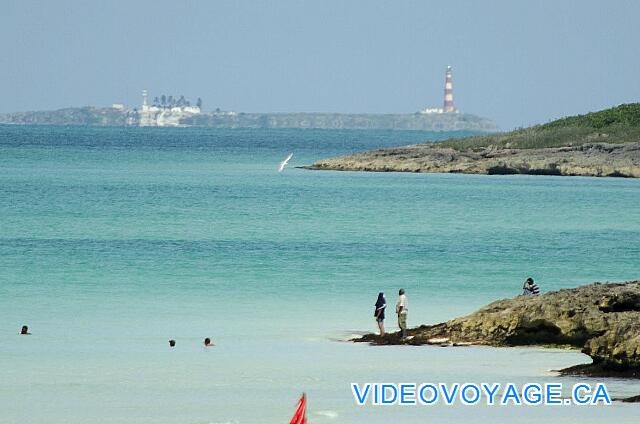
522, 277, 540, 296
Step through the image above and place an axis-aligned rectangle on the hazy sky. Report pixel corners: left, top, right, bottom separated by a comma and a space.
2, 0, 639, 128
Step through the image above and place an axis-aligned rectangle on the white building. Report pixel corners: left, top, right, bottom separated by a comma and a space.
139, 90, 201, 127
420, 107, 445, 114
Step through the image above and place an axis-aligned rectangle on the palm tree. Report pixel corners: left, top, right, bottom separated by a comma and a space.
196, 98, 203, 109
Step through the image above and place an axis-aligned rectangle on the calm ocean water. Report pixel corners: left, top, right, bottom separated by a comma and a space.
1, 125, 639, 423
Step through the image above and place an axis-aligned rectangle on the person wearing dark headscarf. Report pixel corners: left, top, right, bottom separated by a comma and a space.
374, 292, 387, 336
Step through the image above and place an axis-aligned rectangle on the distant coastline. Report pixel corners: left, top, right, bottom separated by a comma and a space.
0, 107, 497, 132
307, 104, 640, 178
0, 66, 499, 132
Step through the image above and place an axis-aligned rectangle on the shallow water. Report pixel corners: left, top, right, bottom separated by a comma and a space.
1, 125, 639, 423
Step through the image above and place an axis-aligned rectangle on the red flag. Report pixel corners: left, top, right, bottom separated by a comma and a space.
289, 393, 307, 424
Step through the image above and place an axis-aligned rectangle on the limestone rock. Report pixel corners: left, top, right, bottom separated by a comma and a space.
354, 281, 640, 376
308, 142, 640, 178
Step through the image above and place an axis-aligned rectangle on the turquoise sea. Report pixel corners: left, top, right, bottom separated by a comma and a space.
1, 125, 639, 423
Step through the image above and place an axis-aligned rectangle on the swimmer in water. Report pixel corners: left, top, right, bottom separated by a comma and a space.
204, 337, 215, 347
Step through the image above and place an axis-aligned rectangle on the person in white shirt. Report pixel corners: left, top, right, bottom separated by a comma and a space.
396, 288, 408, 339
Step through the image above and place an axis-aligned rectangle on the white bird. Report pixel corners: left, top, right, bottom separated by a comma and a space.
278, 153, 293, 172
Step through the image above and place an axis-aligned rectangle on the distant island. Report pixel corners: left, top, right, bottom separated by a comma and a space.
184, 111, 497, 131
0, 107, 497, 132
0, 67, 498, 132
307, 104, 640, 178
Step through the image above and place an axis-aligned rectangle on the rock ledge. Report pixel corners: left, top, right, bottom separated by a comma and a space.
354, 281, 640, 378
308, 142, 640, 178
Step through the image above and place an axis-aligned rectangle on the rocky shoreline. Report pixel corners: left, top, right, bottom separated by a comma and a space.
307, 142, 640, 178
353, 281, 640, 381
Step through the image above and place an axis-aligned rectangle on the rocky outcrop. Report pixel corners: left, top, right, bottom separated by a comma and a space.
308, 142, 640, 178
354, 281, 640, 377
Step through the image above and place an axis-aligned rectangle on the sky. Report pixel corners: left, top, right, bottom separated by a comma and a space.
1, 0, 639, 129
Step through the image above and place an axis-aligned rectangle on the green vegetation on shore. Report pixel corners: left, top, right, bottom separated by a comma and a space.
436, 103, 640, 150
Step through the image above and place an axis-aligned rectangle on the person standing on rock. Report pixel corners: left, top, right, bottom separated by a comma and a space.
522, 277, 540, 296
374, 292, 386, 336
396, 288, 408, 339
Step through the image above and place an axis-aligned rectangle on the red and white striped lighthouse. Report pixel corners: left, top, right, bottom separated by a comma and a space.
443, 65, 455, 113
